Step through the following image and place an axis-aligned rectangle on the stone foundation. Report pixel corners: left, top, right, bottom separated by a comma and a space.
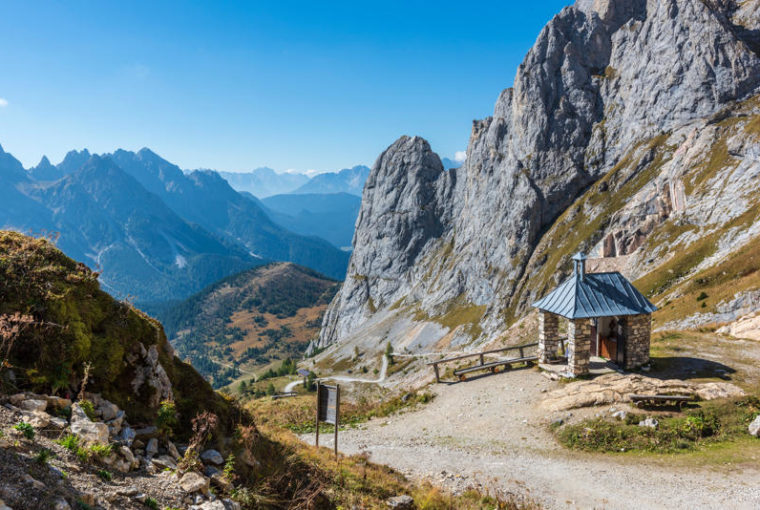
624, 314, 651, 369
538, 311, 560, 363
568, 319, 591, 376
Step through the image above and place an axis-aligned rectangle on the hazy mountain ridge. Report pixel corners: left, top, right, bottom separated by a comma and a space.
217, 164, 370, 198
260, 192, 361, 249
315, 0, 760, 356
0, 145, 349, 304
217, 167, 309, 197
106, 148, 349, 280
292, 165, 370, 195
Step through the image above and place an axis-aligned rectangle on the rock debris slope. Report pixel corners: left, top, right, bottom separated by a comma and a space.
316, 0, 760, 354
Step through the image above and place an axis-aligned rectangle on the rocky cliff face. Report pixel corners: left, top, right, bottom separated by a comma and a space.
317, 0, 760, 354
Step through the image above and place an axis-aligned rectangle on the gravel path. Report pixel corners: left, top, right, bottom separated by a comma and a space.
286, 356, 390, 393
302, 369, 760, 509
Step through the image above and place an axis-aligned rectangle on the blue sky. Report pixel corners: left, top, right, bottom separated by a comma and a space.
0, 1, 572, 174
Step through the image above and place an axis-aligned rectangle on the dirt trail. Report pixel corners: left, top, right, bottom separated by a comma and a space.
302, 369, 760, 509
285, 356, 390, 393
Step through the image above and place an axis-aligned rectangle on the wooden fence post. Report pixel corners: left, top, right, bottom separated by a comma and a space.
315, 383, 321, 447
334, 384, 340, 458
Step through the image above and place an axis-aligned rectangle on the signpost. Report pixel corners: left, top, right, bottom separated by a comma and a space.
315, 383, 340, 457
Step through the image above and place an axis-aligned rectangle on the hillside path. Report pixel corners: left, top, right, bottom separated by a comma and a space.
285, 355, 390, 392
302, 369, 760, 509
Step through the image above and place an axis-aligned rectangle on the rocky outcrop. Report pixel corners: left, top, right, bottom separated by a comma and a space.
128, 343, 173, 409
317, 0, 760, 353
541, 373, 745, 412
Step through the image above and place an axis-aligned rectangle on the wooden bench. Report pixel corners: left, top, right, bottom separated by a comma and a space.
271, 392, 298, 400
427, 342, 539, 383
453, 356, 536, 381
629, 394, 695, 408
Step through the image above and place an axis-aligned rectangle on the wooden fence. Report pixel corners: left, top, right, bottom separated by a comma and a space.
426, 342, 539, 383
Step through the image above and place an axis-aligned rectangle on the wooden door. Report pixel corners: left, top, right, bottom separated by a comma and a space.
600, 335, 617, 360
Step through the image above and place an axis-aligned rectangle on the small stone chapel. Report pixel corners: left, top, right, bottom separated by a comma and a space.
532, 252, 657, 377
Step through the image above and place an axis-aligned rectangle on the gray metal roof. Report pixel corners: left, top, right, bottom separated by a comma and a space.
532, 271, 657, 319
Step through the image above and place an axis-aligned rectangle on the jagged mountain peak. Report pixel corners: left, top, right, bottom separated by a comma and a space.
57, 148, 92, 175
316, 0, 760, 354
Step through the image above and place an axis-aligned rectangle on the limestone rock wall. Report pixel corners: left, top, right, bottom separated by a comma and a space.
624, 314, 652, 369
316, 0, 760, 354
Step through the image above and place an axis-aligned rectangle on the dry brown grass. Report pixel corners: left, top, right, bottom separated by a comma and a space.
244, 394, 539, 509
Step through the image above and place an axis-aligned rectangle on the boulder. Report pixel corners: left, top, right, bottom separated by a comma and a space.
749, 415, 760, 437
638, 418, 659, 429
179, 472, 210, 494
210, 472, 232, 491
611, 410, 627, 421
119, 445, 138, 469
189, 501, 240, 510
52, 497, 70, 510
204, 466, 221, 477
21, 410, 51, 428
45, 396, 72, 410
133, 426, 158, 440
152, 455, 177, 470
70, 403, 109, 445
200, 449, 224, 465
70, 402, 90, 422
188, 502, 226, 510
117, 426, 136, 446
50, 416, 68, 429
9, 392, 32, 405
19, 399, 47, 412
107, 411, 125, 436
542, 373, 746, 412
113, 459, 132, 473
167, 440, 181, 461
98, 399, 120, 421
146, 438, 159, 457
386, 495, 414, 509
22, 473, 45, 490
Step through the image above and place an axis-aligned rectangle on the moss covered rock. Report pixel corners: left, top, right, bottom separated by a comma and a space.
0, 231, 236, 435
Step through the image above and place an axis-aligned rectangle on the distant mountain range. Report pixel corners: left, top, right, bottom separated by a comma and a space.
260, 192, 361, 249
216, 167, 310, 198
217, 165, 370, 197
0, 143, 349, 305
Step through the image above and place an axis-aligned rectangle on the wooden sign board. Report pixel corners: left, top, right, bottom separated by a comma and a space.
315, 383, 340, 457
317, 384, 338, 424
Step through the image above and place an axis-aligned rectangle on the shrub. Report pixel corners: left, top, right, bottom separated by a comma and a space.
78, 399, 96, 420
144, 497, 158, 510
34, 448, 54, 464
76, 499, 94, 510
89, 443, 113, 458
13, 421, 34, 440
179, 411, 218, 471
96, 469, 112, 481
56, 433, 80, 452
156, 400, 178, 437
223, 453, 237, 482
696, 291, 709, 301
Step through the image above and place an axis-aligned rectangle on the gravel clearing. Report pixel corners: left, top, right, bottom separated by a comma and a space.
302, 369, 760, 509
